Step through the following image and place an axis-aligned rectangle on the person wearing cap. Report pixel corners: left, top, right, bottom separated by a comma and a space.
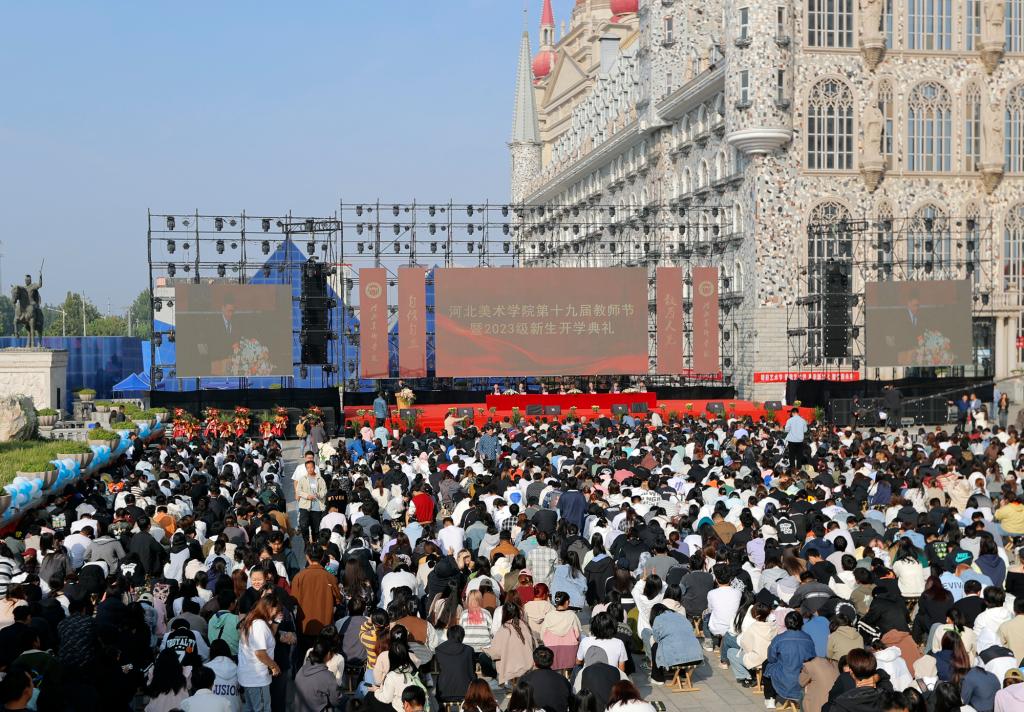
994, 668, 1024, 712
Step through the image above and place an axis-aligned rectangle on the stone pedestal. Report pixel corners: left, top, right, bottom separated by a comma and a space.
860, 158, 885, 192
859, 37, 886, 71
0, 349, 69, 413
980, 41, 1004, 74
981, 162, 1004, 194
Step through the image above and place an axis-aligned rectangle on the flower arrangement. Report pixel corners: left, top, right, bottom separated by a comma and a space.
228, 338, 276, 376
659, 404, 667, 410
172, 409, 200, 440
566, 388, 583, 394
396, 387, 416, 404
793, 400, 802, 408
510, 407, 523, 425
476, 408, 485, 415
202, 408, 221, 437
591, 405, 600, 412
232, 407, 251, 438
356, 409, 367, 418
502, 389, 518, 395
271, 407, 288, 438
488, 406, 497, 415
685, 403, 694, 411
622, 387, 640, 394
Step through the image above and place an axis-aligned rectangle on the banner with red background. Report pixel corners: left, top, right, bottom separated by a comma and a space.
359, 268, 389, 379
398, 267, 427, 378
692, 266, 720, 375
656, 267, 684, 374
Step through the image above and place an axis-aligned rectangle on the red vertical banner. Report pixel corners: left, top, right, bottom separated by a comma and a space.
691, 266, 720, 376
398, 267, 427, 378
359, 268, 389, 379
656, 267, 684, 374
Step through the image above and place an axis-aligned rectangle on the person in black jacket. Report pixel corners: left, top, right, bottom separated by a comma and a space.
434, 625, 474, 702
830, 648, 886, 712
125, 517, 166, 578
520, 646, 573, 712
863, 574, 910, 634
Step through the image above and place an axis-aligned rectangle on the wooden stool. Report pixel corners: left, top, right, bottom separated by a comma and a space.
667, 663, 701, 693
777, 700, 800, 711
440, 701, 464, 712
752, 668, 764, 695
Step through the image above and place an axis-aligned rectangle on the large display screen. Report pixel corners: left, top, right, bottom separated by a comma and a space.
434, 267, 648, 377
175, 284, 294, 377
865, 280, 973, 367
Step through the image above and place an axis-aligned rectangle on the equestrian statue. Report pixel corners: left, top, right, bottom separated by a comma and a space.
12, 264, 44, 348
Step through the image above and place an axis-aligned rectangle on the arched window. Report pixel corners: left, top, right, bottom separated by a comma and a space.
908, 204, 951, 277
965, 81, 982, 172
696, 106, 707, 134
875, 202, 894, 279
907, 82, 952, 172
908, 0, 952, 50
733, 204, 743, 235
715, 150, 726, 180
734, 260, 744, 291
806, 79, 854, 170
807, 0, 853, 47
1005, 204, 1024, 291
1009, 0, 1024, 52
1007, 84, 1024, 173
698, 160, 709, 188
807, 201, 853, 362
682, 167, 692, 194
877, 79, 895, 169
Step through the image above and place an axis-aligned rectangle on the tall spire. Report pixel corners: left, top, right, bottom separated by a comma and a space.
541, 0, 555, 30
540, 0, 555, 48
511, 30, 541, 144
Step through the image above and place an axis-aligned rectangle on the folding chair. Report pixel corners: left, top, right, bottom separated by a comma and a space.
666, 662, 701, 692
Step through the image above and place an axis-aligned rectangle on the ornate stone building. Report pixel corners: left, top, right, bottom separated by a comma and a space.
510, 0, 1024, 399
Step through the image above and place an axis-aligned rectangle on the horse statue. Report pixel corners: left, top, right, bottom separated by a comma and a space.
12, 269, 44, 348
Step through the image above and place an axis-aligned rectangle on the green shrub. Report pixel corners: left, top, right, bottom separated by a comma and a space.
0, 440, 89, 485
149, 407, 168, 414
76, 388, 96, 395
36, 408, 58, 417
88, 428, 120, 441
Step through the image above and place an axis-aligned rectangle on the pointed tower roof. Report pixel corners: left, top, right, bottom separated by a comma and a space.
512, 30, 541, 144
541, 0, 555, 29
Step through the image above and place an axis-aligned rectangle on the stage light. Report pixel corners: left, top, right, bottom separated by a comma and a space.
323, 365, 337, 374
608, 206, 616, 216
216, 239, 225, 254
467, 205, 474, 216
393, 224, 400, 235
967, 218, 977, 231
392, 205, 400, 217
299, 366, 308, 379
429, 224, 437, 235
678, 207, 686, 217
724, 331, 730, 341
837, 218, 848, 233
539, 243, 546, 253
182, 264, 190, 273
924, 217, 934, 231
573, 224, 580, 234
230, 241, 237, 250
467, 224, 475, 235
182, 242, 190, 250
356, 223, 364, 235
153, 298, 163, 310
229, 218, 237, 227
262, 218, 271, 232
610, 243, 617, 253
215, 217, 224, 231
263, 266, 271, 278
467, 242, 474, 253
724, 357, 732, 367
357, 242, 364, 254
502, 224, 510, 235
713, 225, 720, 236
356, 205, 364, 216
166, 240, 176, 254
966, 240, 975, 252
503, 242, 510, 253
852, 327, 860, 338
430, 242, 437, 253
217, 264, 226, 278
501, 205, 509, 217
852, 359, 861, 370
167, 264, 176, 277
925, 239, 933, 252
166, 216, 175, 230
966, 263, 975, 274
643, 224, 651, 235
393, 243, 401, 254
261, 240, 270, 255
678, 225, 686, 234
982, 293, 990, 305
307, 241, 316, 255
428, 205, 436, 217
182, 218, 190, 227
276, 220, 283, 228
643, 243, 650, 253
573, 243, 580, 253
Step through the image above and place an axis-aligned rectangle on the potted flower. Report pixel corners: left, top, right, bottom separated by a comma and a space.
355, 409, 367, 418
511, 407, 523, 426
568, 405, 578, 419
149, 407, 169, 424
396, 387, 416, 409
87, 427, 121, 450
36, 408, 59, 427
685, 403, 694, 412
76, 388, 96, 403
94, 400, 112, 413
55, 440, 93, 470
476, 408, 485, 416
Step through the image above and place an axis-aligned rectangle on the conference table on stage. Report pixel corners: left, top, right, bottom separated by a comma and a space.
485, 392, 658, 412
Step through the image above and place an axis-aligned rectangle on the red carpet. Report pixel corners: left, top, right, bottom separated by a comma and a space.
342, 399, 814, 432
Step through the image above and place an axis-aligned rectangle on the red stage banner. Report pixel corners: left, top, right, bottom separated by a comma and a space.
435, 267, 648, 377
691, 266, 719, 375
656, 267, 684, 375
754, 371, 862, 383
398, 267, 427, 378
359, 268, 389, 379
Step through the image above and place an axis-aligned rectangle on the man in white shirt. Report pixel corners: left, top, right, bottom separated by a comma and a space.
291, 451, 319, 482
438, 518, 466, 556
704, 563, 742, 650
64, 526, 94, 570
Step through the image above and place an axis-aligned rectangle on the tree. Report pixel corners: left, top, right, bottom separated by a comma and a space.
0, 296, 13, 337
86, 316, 128, 336
43, 292, 102, 336
127, 289, 152, 339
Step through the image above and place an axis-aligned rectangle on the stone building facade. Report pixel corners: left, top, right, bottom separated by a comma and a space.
510, 0, 1024, 400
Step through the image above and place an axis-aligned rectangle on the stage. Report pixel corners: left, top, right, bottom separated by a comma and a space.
342, 397, 812, 432
485, 392, 658, 412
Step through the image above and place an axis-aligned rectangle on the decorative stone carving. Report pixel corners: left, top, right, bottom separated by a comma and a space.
981, 0, 1006, 74
981, 98, 1005, 193
861, 104, 885, 191
0, 395, 38, 442
859, 0, 885, 70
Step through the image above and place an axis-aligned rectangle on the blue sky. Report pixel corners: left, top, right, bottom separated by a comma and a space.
0, 1, 575, 306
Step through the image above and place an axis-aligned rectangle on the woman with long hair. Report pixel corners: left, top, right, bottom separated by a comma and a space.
0, 584, 27, 630
144, 648, 188, 712
459, 590, 496, 678
483, 600, 534, 685
462, 679, 498, 712
913, 575, 954, 643
369, 639, 424, 712
928, 608, 977, 659
934, 631, 970, 685
891, 540, 926, 600
506, 679, 543, 712
523, 583, 553, 639
428, 580, 464, 630
550, 550, 587, 609
342, 558, 375, 606
540, 591, 582, 672
237, 595, 281, 712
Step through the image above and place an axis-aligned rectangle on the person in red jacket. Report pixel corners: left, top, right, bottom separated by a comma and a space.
410, 484, 435, 525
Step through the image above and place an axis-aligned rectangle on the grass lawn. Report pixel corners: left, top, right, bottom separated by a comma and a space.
0, 440, 91, 488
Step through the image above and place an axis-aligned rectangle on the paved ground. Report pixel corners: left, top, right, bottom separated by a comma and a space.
279, 442, 765, 712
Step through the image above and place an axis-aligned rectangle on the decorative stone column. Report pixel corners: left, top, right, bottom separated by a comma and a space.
0, 349, 69, 412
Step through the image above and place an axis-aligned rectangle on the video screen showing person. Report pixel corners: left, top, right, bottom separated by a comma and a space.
175, 283, 294, 377
865, 280, 972, 367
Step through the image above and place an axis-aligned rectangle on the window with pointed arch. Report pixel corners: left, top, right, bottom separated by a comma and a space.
907, 82, 952, 172
908, 205, 951, 278
1009, 0, 1024, 52
965, 82, 982, 172
1005, 204, 1024, 291
733, 204, 743, 236
807, 201, 853, 361
734, 260, 745, 292
875, 203, 894, 280
908, 0, 952, 49
807, 79, 854, 170
806, 0, 853, 47
877, 80, 895, 169
682, 167, 692, 195
1007, 84, 1024, 173
698, 160, 709, 188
